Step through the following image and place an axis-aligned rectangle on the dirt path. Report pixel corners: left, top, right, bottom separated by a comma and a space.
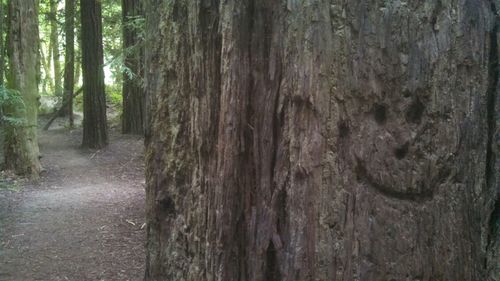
0, 127, 146, 281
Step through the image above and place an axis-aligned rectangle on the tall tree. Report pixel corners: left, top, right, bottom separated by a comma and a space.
4, 0, 42, 177
80, 0, 107, 148
121, 0, 144, 134
39, 41, 52, 94
0, 0, 4, 85
74, 6, 81, 89
50, 0, 62, 97
144, 1, 499, 281
63, 0, 75, 124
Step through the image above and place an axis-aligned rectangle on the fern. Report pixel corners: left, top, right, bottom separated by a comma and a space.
0, 85, 26, 126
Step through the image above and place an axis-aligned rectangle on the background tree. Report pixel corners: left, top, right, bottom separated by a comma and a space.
121, 0, 144, 135
73, 1, 81, 91
4, 0, 42, 177
0, 0, 5, 86
80, 0, 107, 148
38, 43, 52, 95
49, 0, 62, 98
144, 1, 499, 280
0, 0, 5, 124
38, 1, 54, 96
63, 0, 75, 124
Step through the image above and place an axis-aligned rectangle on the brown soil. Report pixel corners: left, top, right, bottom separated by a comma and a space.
0, 123, 146, 281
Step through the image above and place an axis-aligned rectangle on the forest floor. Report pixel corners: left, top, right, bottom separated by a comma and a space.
0, 116, 146, 280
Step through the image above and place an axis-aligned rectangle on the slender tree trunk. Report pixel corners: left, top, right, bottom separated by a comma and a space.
46, 41, 52, 83
40, 38, 54, 95
74, 42, 81, 87
144, 1, 499, 281
50, 0, 62, 98
34, 0, 41, 89
121, 0, 144, 135
4, 0, 42, 177
74, 4, 81, 88
80, 0, 107, 148
0, 0, 4, 86
63, 0, 75, 125
0, 0, 5, 123
39, 43, 49, 95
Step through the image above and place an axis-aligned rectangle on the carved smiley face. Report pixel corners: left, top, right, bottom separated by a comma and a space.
349, 98, 454, 201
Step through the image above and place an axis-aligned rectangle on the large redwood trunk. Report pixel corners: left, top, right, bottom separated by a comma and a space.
144, 1, 499, 280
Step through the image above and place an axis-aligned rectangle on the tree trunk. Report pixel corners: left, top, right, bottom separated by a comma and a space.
80, 0, 107, 148
63, 0, 75, 125
0, 0, 4, 86
50, 0, 62, 98
39, 42, 52, 95
4, 0, 42, 177
74, 19, 81, 89
74, 43, 81, 88
121, 0, 144, 135
46, 40, 53, 91
144, 1, 499, 281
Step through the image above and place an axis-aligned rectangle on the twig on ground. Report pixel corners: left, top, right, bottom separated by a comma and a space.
90, 150, 101, 159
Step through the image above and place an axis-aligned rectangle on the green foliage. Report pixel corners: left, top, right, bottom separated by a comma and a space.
36, 0, 125, 97
0, 85, 26, 126
37, 0, 62, 96
73, 85, 122, 116
0, 171, 21, 191
74, 91, 83, 112
34, 0, 141, 115
0, 179, 20, 191
102, 0, 123, 84
105, 83, 122, 127
106, 14, 145, 88
126, 15, 145, 33
106, 84, 123, 107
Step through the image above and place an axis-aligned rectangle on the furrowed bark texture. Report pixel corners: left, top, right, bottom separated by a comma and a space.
145, 1, 499, 280
122, 0, 145, 135
4, 0, 42, 177
486, 2, 500, 280
81, 0, 107, 148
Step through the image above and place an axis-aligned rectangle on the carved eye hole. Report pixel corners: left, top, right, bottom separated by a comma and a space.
158, 196, 176, 216
394, 142, 410, 160
406, 98, 425, 124
338, 120, 349, 138
373, 103, 388, 125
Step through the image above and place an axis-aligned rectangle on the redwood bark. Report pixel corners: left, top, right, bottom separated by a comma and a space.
145, 1, 499, 280
80, 0, 107, 148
